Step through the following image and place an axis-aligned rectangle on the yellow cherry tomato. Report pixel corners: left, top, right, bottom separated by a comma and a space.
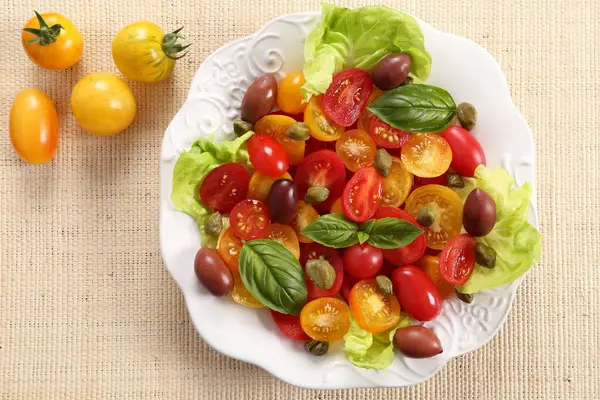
71, 73, 136, 136
266, 224, 300, 259
9, 89, 59, 164
381, 157, 413, 207
335, 129, 377, 172
277, 72, 307, 114
300, 297, 351, 341
22, 11, 83, 70
304, 96, 344, 142
112, 22, 190, 83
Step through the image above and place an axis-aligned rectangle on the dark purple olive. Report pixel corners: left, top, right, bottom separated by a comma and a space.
194, 247, 234, 296
267, 179, 298, 224
394, 325, 443, 358
371, 54, 412, 90
463, 188, 496, 237
241, 74, 277, 123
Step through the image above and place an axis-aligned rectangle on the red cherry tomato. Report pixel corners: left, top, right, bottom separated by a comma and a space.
342, 243, 383, 279
391, 265, 442, 321
248, 133, 289, 177
229, 199, 270, 240
369, 117, 410, 149
374, 207, 426, 266
294, 150, 346, 213
342, 166, 383, 222
199, 163, 249, 213
340, 274, 358, 303
439, 234, 477, 285
270, 310, 310, 341
412, 172, 448, 191
321, 68, 373, 127
300, 243, 344, 299
441, 126, 486, 177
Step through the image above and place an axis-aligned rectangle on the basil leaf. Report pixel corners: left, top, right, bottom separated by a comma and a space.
361, 218, 423, 249
301, 214, 360, 248
357, 231, 369, 244
239, 239, 307, 315
368, 84, 457, 133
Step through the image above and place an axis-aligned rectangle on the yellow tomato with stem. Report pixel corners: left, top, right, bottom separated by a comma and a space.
112, 22, 190, 83
21, 11, 83, 70
70, 73, 136, 136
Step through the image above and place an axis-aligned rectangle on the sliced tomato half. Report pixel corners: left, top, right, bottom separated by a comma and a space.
439, 234, 477, 285
322, 68, 374, 127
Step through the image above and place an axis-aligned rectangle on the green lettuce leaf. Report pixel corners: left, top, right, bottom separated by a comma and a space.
457, 166, 542, 294
302, 4, 432, 99
170, 132, 254, 245
343, 314, 412, 370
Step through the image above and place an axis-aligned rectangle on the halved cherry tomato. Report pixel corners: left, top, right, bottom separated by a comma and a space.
335, 129, 377, 172
342, 166, 383, 222
229, 199, 270, 240
300, 243, 344, 299
217, 227, 243, 270
357, 88, 384, 133
300, 297, 351, 341
439, 234, 477, 285
405, 185, 463, 250
349, 278, 401, 333
381, 157, 413, 207
199, 163, 249, 213
400, 133, 452, 178
330, 197, 344, 214
370, 118, 410, 149
374, 207, 426, 266
391, 265, 441, 321
248, 133, 289, 177
294, 150, 346, 212
441, 126, 486, 177
340, 274, 358, 303
276, 72, 307, 115
248, 171, 292, 202
342, 243, 383, 280
270, 310, 310, 341
304, 96, 345, 142
231, 272, 264, 308
254, 115, 305, 165
413, 172, 448, 191
322, 68, 373, 127
416, 255, 454, 299
292, 201, 320, 243
266, 223, 300, 259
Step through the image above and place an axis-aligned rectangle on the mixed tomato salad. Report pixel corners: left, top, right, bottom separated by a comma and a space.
171, 4, 542, 369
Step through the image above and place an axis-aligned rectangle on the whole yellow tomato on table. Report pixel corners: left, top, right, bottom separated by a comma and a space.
21, 11, 83, 70
112, 22, 190, 83
70, 73, 136, 136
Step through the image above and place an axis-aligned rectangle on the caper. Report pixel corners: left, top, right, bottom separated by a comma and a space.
456, 290, 473, 304
447, 173, 465, 188
374, 148, 392, 177
457, 102, 477, 131
305, 259, 336, 289
204, 212, 223, 236
233, 119, 253, 136
305, 186, 330, 204
285, 122, 311, 141
375, 275, 393, 296
416, 208, 435, 227
475, 242, 497, 268
401, 76, 414, 86
304, 340, 329, 356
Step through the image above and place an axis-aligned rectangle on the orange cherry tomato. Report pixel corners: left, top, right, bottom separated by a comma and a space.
416, 255, 454, 299
400, 133, 452, 178
254, 114, 305, 165
9, 88, 59, 164
248, 171, 292, 202
266, 223, 300, 259
405, 184, 463, 250
304, 96, 345, 142
357, 88, 384, 133
335, 129, 377, 172
349, 278, 401, 333
381, 157, 413, 207
330, 197, 344, 214
292, 200, 319, 243
277, 72, 307, 114
231, 271, 265, 308
300, 297, 351, 341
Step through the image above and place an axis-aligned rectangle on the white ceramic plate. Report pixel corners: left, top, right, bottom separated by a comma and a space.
159, 12, 537, 389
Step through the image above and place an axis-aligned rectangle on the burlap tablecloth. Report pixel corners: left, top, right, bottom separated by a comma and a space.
1, 0, 598, 398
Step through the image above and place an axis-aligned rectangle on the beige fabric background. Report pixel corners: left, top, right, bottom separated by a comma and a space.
0, 0, 598, 398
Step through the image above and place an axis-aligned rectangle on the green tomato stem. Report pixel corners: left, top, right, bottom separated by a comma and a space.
162, 26, 192, 60
23, 11, 63, 46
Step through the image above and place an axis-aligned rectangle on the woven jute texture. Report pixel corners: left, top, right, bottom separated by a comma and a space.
1, 0, 598, 398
